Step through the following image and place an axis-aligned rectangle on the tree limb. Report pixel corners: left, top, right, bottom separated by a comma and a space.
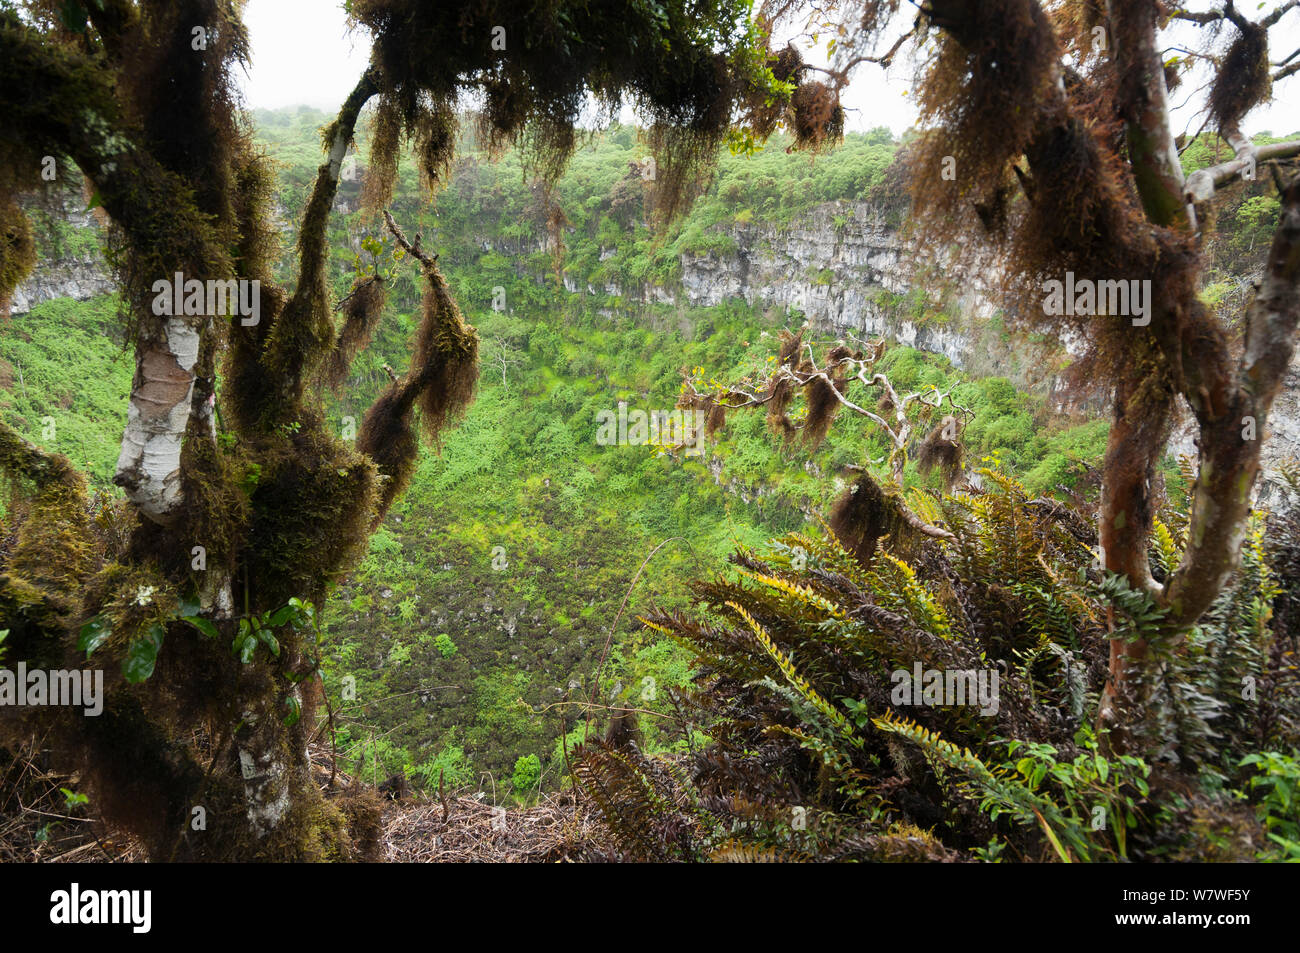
262, 67, 379, 384
383, 209, 437, 269
1109, 0, 1197, 231
1184, 139, 1300, 203
1162, 171, 1300, 631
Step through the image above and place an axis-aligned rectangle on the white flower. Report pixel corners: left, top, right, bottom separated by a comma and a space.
133, 585, 156, 607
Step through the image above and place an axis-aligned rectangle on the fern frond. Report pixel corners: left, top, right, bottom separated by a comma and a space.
1151, 517, 1181, 575
727, 600, 860, 744
872, 710, 1088, 862
869, 552, 953, 638
735, 568, 847, 621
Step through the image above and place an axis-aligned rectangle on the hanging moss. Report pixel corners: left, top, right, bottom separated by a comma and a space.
789, 81, 844, 152
361, 94, 402, 213
829, 473, 895, 567
917, 416, 965, 489
351, 0, 762, 223
354, 263, 479, 521
355, 384, 421, 523
705, 402, 727, 437
244, 418, 379, 607
322, 276, 387, 389
909, 0, 1059, 230
411, 266, 479, 448
827, 472, 932, 569
1209, 21, 1271, 134
765, 373, 797, 443
803, 345, 850, 450
413, 97, 458, 195
0, 193, 36, 315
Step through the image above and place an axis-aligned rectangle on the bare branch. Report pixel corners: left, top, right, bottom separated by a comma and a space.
1184, 139, 1300, 203
1169, 9, 1225, 26
332, 273, 381, 313
1261, 0, 1300, 27
383, 209, 437, 269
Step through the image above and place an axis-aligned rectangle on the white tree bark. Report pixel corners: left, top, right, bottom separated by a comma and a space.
113, 317, 204, 522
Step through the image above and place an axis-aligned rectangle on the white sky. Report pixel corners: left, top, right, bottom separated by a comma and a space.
237, 0, 1298, 137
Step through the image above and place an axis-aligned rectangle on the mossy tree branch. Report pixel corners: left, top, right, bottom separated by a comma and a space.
260, 67, 379, 409
1107, 0, 1196, 231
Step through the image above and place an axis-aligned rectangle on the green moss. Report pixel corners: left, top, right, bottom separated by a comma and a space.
0, 422, 93, 653
0, 194, 36, 310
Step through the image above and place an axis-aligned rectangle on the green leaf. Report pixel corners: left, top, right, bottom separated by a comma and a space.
283, 695, 301, 727
77, 616, 113, 658
123, 624, 164, 683
233, 619, 257, 662
258, 630, 280, 658
1035, 810, 1072, 863
265, 604, 296, 628
183, 617, 220, 640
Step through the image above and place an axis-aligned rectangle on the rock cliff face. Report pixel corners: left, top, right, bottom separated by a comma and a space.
670, 200, 1069, 393
14, 193, 1299, 499
9, 200, 115, 315
612, 198, 1296, 503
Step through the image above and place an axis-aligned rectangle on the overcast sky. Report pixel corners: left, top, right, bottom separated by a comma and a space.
237, 0, 1298, 138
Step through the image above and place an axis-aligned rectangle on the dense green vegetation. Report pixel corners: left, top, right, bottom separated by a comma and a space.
570, 472, 1300, 862
5, 108, 1290, 801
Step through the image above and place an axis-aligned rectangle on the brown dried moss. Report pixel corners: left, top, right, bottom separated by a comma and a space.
412, 267, 479, 448
766, 373, 796, 443
355, 385, 421, 523
803, 345, 851, 450
917, 416, 965, 488
705, 402, 727, 437
322, 276, 387, 389
362, 94, 403, 213
1209, 20, 1271, 133
790, 81, 844, 152
829, 473, 895, 567
356, 264, 478, 521
909, 0, 1059, 232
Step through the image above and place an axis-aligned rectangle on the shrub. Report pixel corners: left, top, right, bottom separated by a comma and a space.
512, 754, 542, 796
